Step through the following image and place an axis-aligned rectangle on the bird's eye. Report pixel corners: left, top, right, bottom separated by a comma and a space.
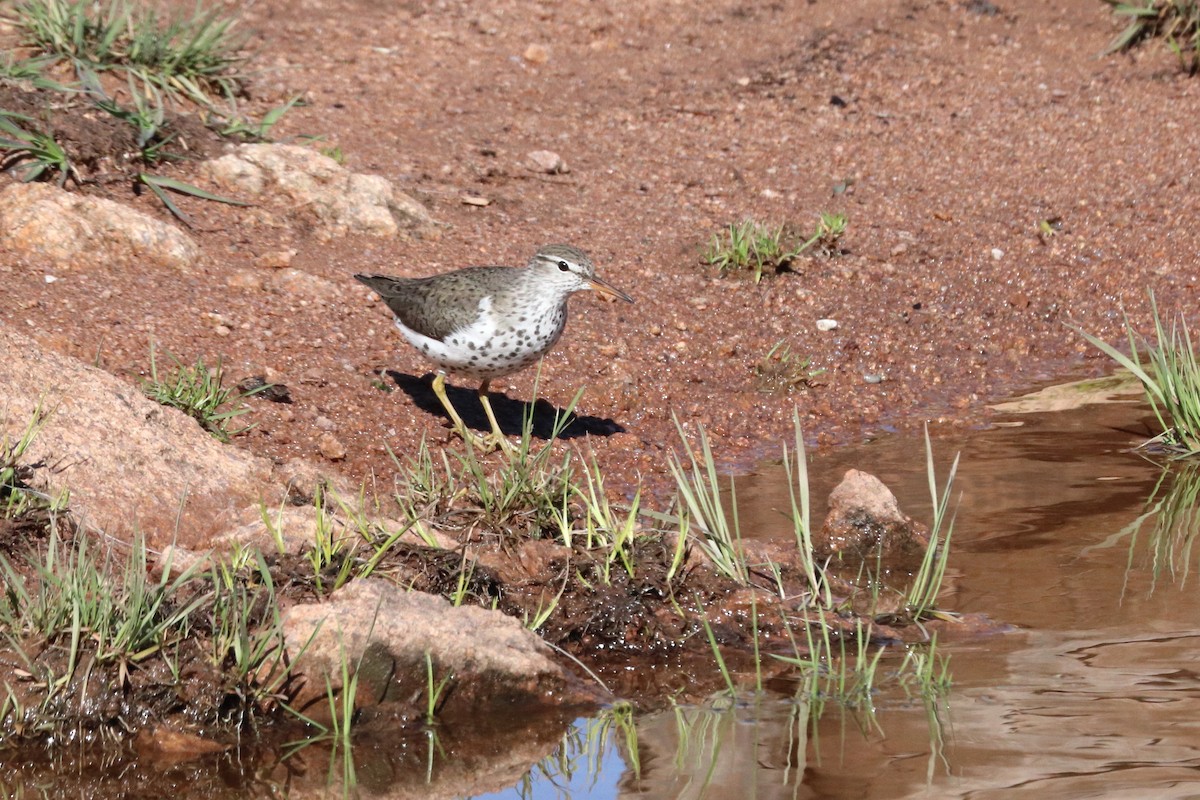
557, 260, 570, 271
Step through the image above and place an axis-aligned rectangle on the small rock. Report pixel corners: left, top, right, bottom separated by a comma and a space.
526, 150, 569, 174
267, 268, 339, 301
522, 43, 550, 64
317, 432, 346, 461
256, 249, 295, 269
314, 415, 336, 431
135, 725, 228, 758
816, 469, 931, 561
816, 318, 838, 331
227, 270, 265, 291
236, 376, 292, 403
990, 248, 1004, 260
470, 14, 500, 34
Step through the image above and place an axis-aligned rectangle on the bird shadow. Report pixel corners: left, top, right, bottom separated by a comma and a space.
383, 371, 626, 441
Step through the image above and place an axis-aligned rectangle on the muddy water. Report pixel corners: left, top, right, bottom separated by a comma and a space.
480, 390, 1200, 799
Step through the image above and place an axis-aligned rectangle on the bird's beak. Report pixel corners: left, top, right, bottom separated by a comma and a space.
588, 275, 634, 303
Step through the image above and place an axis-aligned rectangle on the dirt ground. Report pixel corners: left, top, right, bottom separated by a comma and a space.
2, 0, 1198, 495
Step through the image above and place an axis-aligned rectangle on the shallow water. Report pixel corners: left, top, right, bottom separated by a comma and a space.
477, 390, 1200, 799
8, 389, 1200, 798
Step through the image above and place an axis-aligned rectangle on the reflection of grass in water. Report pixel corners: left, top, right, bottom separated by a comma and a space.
1115, 461, 1200, 592
520, 639, 951, 798
513, 701, 640, 795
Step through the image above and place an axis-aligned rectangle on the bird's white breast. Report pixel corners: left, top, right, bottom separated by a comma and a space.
392, 294, 568, 382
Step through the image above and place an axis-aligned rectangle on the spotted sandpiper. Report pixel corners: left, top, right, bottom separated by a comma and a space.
355, 244, 633, 452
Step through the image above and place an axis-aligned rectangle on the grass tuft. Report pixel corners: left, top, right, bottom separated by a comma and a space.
667, 416, 747, 584
1070, 293, 1200, 456
904, 426, 960, 620
0, 406, 65, 519
703, 213, 847, 283
1103, 0, 1200, 72
0, 0, 283, 221
141, 343, 269, 442
12, 0, 248, 106
0, 111, 77, 186
754, 340, 824, 393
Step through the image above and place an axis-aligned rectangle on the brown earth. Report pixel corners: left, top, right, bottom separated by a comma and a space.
2, 0, 1198, 496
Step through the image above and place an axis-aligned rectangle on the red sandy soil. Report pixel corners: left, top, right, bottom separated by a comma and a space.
2, 0, 1198, 494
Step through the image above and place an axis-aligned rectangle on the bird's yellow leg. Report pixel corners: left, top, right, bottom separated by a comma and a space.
431, 373, 489, 450
477, 380, 516, 455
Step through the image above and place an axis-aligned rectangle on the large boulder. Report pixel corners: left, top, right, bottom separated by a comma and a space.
280, 578, 608, 725
204, 143, 438, 239
0, 183, 200, 272
0, 324, 281, 548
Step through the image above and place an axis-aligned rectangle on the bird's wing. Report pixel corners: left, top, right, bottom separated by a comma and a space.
357, 266, 511, 342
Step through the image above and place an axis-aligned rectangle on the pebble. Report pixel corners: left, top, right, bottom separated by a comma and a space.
256, 249, 295, 269
522, 44, 550, 64
314, 415, 336, 431
863, 373, 886, 384
526, 150, 569, 174
318, 432, 346, 461
991, 248, 1004, 260
816, 318, 838, 331
227, 270, 265, 291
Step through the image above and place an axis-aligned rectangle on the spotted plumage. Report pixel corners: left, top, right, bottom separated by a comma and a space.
355, 243, 633, 452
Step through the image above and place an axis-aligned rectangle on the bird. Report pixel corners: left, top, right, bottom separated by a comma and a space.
355, 243, 633, 452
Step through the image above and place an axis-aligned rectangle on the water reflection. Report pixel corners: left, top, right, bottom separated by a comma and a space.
491, 395, 1200, 798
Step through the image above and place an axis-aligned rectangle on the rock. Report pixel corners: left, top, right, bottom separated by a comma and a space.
204, 143, 438, 239
277, 457, 345, 503
816, 469, 930, 561
317, 432, 346, 461
265, 267, 341, 301
522, 43, 550, 64
0, 324, 282, 549
525, 150, 569, 174
255, 249, 295, 269
134, 724, 228, 758
816, 318, 838, 331
280, 579, 606, 725
0, 183, 199, 271
226, 269, 265, 291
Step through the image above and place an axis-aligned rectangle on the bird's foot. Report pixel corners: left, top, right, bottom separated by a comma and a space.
485, 431, 518, 456
448, 425, 516, 456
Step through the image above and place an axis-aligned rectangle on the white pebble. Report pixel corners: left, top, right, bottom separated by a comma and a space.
816, 318, 838, 331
